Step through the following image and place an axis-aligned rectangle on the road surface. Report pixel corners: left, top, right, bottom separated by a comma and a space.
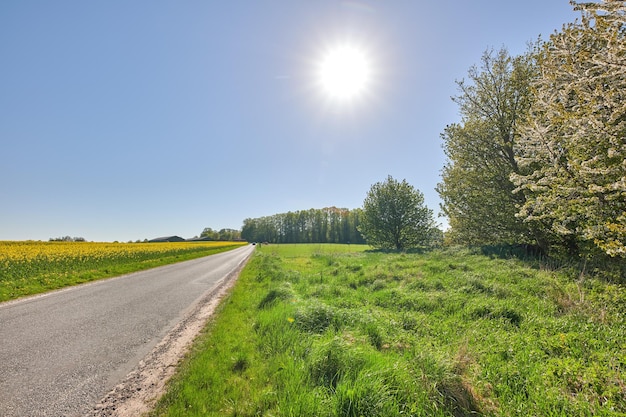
0, 244, 255, 417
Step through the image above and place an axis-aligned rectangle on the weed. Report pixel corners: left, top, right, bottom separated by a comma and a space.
334, 371, 397, 417
468, 304, 523, 327
231, 354, 249, 373
308, 335, 365, 388
257, 283, 294, 309
436, 376, 482, 417
294, 300, 341, 333
364, 321, 384, 350
460, 276, 493, 294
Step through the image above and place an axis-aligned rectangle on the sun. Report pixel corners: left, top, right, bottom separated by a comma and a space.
317, 43, 372, 102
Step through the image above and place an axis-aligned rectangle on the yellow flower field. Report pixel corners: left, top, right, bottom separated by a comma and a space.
0, 240, 247, 302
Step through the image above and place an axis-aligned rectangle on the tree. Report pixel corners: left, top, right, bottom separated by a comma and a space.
359, 176, 436, 250
217, 228, 241, 241
436, 47, 537, 246
200, 227, 219, 240
512, 0, 626, 258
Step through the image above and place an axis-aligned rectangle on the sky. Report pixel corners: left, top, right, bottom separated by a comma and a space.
1, 1, 580, 242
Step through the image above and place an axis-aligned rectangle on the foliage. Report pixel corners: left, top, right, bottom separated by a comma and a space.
200, 227, 241, 241
512, 0, 626, 259
241, 206, 365, 244
437, 48, 537, 246
151, 244, 626, 417
438, 1, 626, 268
0, 240, 246, 301
49, 236, 86, 242
359, 175, 437, 250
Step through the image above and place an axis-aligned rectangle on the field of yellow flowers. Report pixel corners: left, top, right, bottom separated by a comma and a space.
0, 240, 247, 302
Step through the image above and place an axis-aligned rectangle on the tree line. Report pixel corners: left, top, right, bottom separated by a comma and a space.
49, 236, 86, 242
437, 1, 625, 266
199, 227, 242, 241
241, 207, 367, 244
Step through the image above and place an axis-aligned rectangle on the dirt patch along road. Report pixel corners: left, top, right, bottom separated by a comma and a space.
0, 244, 255, 417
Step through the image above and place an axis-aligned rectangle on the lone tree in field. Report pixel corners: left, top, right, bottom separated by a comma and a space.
359, 175, 436, 250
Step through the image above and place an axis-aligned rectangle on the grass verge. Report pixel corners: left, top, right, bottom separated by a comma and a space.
150, 244, 626, 416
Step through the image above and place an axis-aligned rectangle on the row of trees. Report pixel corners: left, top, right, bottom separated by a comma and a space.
199, 227, 242, 241
241, 207, 366, 244
49, 236, 86, 242
437, 1, 625, 261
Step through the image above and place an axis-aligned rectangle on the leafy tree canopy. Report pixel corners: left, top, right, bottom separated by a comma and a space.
437, 47, 537, 246
359, 176, 437, 250
512, 0, 626, 258
240, 207, 365, 244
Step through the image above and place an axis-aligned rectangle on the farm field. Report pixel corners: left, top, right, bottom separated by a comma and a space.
0, 240, 247, 302
151, 244, 626, 417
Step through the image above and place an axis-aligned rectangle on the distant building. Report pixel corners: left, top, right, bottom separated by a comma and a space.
185, 236, 215, 242
148, 236, 185, 243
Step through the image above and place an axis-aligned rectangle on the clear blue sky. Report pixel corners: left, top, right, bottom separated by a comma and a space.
1, 1, 579, 242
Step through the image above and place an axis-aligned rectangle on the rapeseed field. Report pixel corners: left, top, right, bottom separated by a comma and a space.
0, 240, 246, 302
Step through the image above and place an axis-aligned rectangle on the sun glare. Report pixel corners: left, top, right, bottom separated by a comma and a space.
317, 43, 372, 102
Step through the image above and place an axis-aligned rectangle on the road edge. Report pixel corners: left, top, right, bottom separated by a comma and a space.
89, 248, 254, 417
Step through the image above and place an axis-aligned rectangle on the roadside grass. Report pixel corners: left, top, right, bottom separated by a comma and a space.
0, 241, 247, 302
151, 244, 626, 417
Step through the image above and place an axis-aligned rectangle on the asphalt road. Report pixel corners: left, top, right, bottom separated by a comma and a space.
0, 244, 255, 417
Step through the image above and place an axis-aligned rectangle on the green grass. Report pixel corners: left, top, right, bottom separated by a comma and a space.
150, 244, 626, 417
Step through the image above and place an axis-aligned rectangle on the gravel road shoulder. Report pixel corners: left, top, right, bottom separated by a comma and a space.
89, 259, 247, 417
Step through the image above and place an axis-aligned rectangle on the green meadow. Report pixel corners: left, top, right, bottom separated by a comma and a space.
151, 244, 626, 417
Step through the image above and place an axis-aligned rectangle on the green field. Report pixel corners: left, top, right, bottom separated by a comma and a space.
150, 244, 626, 416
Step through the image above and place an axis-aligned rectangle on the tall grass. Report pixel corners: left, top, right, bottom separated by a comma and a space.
151, 244, 626, 416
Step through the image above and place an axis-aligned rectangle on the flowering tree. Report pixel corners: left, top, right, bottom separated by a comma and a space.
512, 0, 626, 258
